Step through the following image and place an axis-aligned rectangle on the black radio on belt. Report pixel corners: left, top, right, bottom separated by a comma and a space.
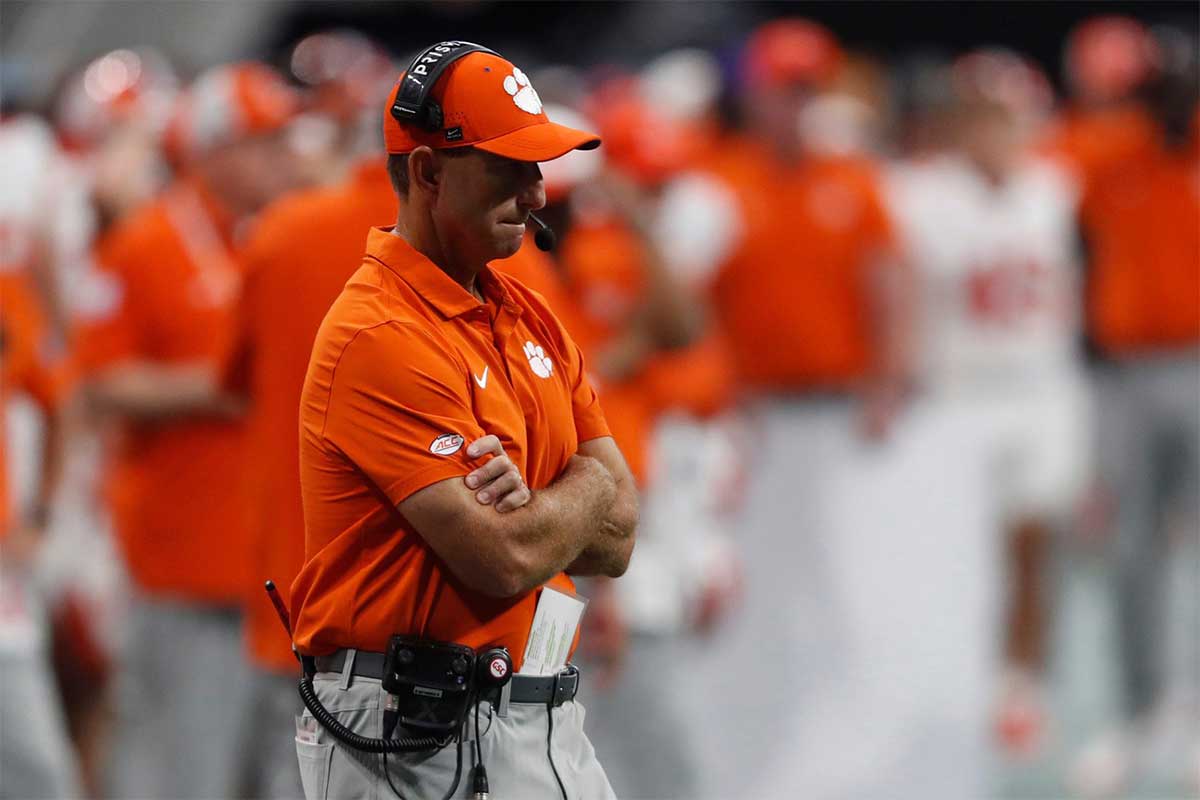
381, 636, 512, 735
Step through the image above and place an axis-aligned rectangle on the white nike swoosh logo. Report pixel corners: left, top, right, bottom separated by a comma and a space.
474, 366, 489, 389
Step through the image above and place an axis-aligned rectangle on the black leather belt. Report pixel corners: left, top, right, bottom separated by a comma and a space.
311, 649, 579, 707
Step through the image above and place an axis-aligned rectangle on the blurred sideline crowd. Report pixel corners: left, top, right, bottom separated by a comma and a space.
1, 13, 1197, 800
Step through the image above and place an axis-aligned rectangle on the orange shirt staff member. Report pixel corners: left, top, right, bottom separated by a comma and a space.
290, 43, 636, 800
72, 63, 302, 800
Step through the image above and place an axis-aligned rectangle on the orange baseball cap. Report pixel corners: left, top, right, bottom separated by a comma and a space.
587, 77, 704, 185
165, 62, 300, 161
742, 19, 843, 89
382, 49, 600, 161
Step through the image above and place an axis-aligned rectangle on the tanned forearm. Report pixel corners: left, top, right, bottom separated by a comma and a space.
85, 362, 244, 422
564, 438, 638, 578
564, 485, 637, 577
466, 454, 617, 596
403, 441, 634, 598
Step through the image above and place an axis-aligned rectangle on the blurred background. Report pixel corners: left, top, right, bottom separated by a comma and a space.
1, 2, 1197, 799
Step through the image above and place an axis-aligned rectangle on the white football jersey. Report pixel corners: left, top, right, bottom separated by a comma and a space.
0, 115, 59, 273
886, 154, 1083, 390
0, 115, 96, 302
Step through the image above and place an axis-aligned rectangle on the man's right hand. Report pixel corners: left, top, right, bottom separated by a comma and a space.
465, 434, 531, 513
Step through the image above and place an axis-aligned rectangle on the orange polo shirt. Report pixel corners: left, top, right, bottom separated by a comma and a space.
557, 218, 736, 482
291, 228, 610, 666
72, 176, 250, 604
234, 160, 587, 671
557, 219, 655, 484
704, 138, 895, 391
1043, 104, 1157, 189
228, 160, 396, 672
639, 331, 736, 421
1081, 133, 1200, 354
0, 270, 61, 535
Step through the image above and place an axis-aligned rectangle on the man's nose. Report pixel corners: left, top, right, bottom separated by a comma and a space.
517, 164, 547, 212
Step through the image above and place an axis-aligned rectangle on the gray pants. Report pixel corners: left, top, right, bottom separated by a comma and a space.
575, 634, 700, 800
296, 670, 616, 800
0, 577, 82, 800
105, 597, 253, 800
681, 399, 855, 799
237, 668, 306, 799
1095, 354, 1200, 719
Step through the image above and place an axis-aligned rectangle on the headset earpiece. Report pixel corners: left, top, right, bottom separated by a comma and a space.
391, 40, 500, 132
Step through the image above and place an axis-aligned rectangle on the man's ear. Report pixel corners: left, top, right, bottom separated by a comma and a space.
408, 146, 440, 196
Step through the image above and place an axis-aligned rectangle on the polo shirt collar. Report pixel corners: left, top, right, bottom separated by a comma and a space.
365, 227, 520, 319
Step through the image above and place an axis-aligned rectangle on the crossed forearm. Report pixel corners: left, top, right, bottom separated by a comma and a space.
476, 454, 618, 595
564, 486, 637, 577
494, 450, 636, 588
563, 440, 638, 578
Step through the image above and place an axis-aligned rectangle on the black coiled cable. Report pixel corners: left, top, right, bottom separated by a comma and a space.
297, 675, 452, 753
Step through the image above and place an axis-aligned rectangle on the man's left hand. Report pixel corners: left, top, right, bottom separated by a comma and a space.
465, 434, 532, 512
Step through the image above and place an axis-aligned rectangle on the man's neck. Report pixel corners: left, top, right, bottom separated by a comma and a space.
394, 211, 486, 300
189, 167, 252, 227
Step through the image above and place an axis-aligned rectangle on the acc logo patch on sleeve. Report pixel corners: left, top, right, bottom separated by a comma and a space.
429, 433, 465, 456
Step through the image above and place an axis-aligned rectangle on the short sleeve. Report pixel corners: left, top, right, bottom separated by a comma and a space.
568, 344, 610, 444
0, 276, 63, 413
70, 235, 142, 373
540, 304, 610, 445
321, 322, 488, 507
16, 356, 64, 414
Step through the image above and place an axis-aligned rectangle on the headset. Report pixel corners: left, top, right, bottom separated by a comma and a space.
389, 40, 559, 252
390, 41, 500, 131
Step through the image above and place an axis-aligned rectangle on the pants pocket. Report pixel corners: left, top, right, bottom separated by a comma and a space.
295, 738, 334, 800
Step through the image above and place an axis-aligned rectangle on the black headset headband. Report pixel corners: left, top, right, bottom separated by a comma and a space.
391, 40, 501, 131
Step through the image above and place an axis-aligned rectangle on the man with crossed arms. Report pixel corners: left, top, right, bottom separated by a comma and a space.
290, 43, 637, 799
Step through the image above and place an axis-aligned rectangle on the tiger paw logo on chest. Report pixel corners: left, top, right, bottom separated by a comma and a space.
524, 340, 553, 378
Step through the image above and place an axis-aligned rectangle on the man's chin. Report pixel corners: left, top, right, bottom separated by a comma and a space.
492, 229, 524, 259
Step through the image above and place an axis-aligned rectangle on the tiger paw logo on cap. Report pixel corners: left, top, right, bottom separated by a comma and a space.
524, 340, 553, 378
383, 48, 600, 160
502, 68, 542, 115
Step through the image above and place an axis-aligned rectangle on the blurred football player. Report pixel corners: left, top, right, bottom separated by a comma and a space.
0, 113, 80, 798
1068, 30, 1200, 797
71, 62, 304, 800
886, 47, 1090, 782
